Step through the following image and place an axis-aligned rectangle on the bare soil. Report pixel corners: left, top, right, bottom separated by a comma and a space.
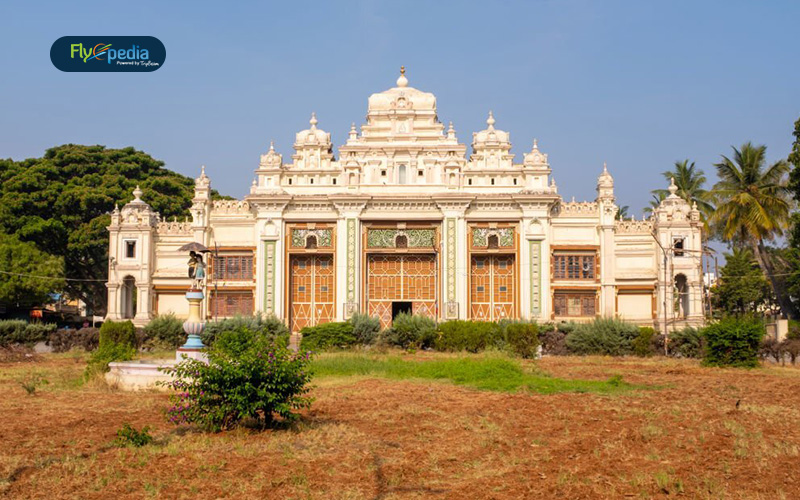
2, 353, 799, 499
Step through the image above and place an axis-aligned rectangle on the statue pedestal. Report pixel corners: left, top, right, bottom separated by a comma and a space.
180, 289, 206, 357
175, 348, 208, 363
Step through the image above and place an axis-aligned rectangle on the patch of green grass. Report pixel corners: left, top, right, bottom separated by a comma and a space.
311, 353, 644, 394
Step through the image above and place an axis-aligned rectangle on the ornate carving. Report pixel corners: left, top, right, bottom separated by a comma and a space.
290, 228, 333, 248
367, 229, 435, 248
446, 218, 456, 302
156, 219, 192, 235
346, 219, 357, 301
212, 200, 253, 215
615, 218, 655, 234
472, 227, 514, 248
263, 240, 276, 314
530, 240, 541, 315
559, 201, 599, 216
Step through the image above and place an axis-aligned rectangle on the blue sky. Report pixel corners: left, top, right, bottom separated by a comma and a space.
0, 0, 798, 217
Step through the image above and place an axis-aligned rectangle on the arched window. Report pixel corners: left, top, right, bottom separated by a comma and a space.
398, 164, 407, 184
395, 234, 408, 248
487, 234, 499, 249
305, 235, 318, 249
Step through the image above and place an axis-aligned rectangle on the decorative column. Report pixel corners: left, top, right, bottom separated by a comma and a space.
177, 289, 206, 362
435, 198, 472, 320
332, 198, 368, 320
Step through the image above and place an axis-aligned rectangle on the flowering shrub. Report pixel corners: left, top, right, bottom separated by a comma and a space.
161, 327, 313, 431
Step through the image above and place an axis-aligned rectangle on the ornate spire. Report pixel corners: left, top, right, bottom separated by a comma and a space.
397, 65, 408, 87
132, 185, 142, 202
269, 141, 275, 152
668, 177, 678, 197
447, 121, 455, 139
349, 122, 357, 140
309, 112, 318, 130
603, 161, 608, 174
486, 111, 495, 130
533, 138, 538, 150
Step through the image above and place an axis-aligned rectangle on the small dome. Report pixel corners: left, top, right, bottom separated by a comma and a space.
294, 112, 331, 146
523, 138, 548, 166
597, 162, 614, 188
473, 111, 510, 147
367, 67, 437, 112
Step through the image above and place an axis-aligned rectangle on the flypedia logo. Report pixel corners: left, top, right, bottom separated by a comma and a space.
52, 36, 165, 72
71, 43, 113, 62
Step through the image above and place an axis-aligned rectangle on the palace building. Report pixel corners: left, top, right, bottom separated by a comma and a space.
105, 69, 704, 332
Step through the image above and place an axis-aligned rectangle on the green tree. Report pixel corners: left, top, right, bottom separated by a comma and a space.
652, 160, 715, 221
0, 232, 65, 308
711, 142, 794, 318
0, 145, 229, 313
712, 248, 771, 315
615, 205, 629, 220
787, 117, 800, 313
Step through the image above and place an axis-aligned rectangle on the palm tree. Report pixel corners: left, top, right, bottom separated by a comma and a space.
643, 193, 665, 218
615, 205, 629, 220
652, 160, 715, 221
712, 142, 793, 317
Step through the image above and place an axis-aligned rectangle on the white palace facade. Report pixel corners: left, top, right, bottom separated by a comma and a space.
106, 69, 704, 332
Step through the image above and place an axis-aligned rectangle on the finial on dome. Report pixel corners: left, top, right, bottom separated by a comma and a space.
349, 122, 357, 140
201, 165, 206, 176
486, 111, 495, 130
397, 66, 408, 87
133, 185, 142, 201
533, 138, 539, 150
603, 161, 608, 174
447, 121, 455, 138
309, 112, 318, 129
668, 176, 678, 196
269, 141, 275, 152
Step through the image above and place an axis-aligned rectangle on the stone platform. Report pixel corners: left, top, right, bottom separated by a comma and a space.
106, 359, 177, 391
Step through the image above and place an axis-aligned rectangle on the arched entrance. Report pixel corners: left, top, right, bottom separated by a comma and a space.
674, 274, 689, 319
121, 276, 137, 319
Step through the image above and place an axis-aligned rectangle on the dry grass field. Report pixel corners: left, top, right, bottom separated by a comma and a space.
1, 351, 799, 499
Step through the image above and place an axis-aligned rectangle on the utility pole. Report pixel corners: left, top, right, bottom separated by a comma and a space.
651, 232, 670, 356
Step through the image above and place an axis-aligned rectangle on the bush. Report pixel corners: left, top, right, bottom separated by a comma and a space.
161, 328, 313, 431
385, 313, 437, 349
632, 327, 657, 357
788, 320, 800, 340
435, 320, 501, 353
142, 314, 185, 349
565, 318, 639, 356
702, 317, 764, 368
781, 339, 800, 365
659, 327, 704, 358
0, 320, 56, 347
48, 327, 100, 352
502, 322, 540, 359
99, 320, 136, 348
351, 313, 381, 345
85, 341, 137, 378
113, 423, 153, 447
201, 314, 289, 346
539, 329, 568, 355
299, 322, 356, 351
760, 338, 783, 363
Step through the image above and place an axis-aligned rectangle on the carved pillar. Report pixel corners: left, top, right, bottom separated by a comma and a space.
332, 198, 368, 319
435, 199, 472, 320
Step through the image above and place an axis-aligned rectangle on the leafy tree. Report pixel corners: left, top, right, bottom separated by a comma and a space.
652, 159, 715, 221
0, 232, 64, 308
0, 145, 229, 314
711, 142, 794, 318
787, 117, 800, 312
712, 248, 772, 315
